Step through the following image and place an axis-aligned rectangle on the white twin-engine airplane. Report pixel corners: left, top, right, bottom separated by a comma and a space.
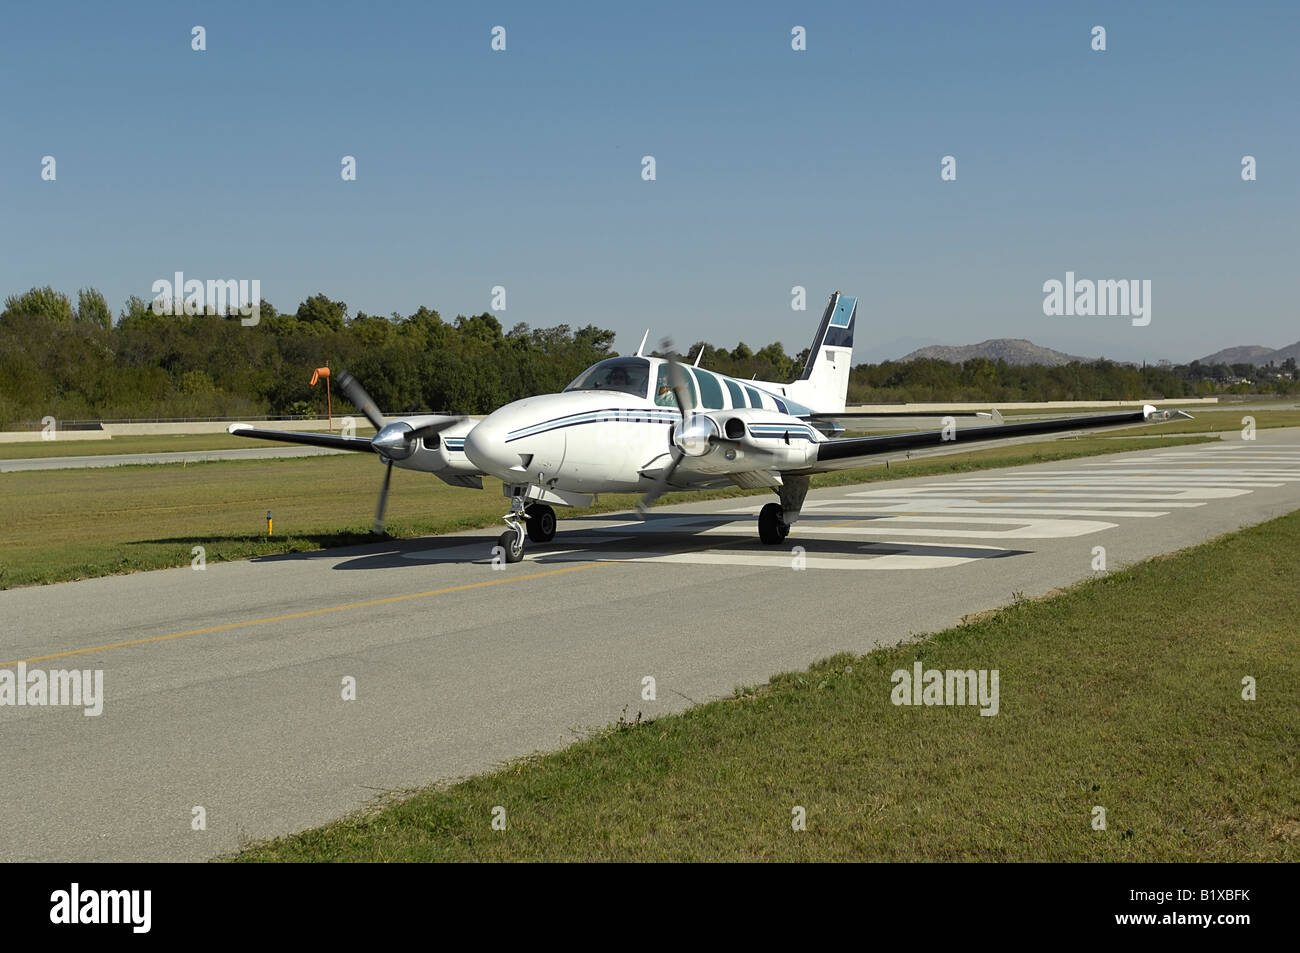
230, 292, 1192, 562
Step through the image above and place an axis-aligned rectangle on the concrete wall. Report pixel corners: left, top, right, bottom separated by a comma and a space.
0, 419, 343, 443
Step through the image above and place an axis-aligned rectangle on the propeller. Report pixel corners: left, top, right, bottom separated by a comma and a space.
337, 370, 465, 534
336, 370, 386, 431
635, 342, 713, 518
374, 458, 395, 535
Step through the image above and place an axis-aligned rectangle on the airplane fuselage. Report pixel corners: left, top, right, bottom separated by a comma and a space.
388, 356, 826, 499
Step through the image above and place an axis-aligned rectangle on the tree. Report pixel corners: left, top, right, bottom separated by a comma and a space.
455, 312, 504, 347
755, 342, 794, 379
295, 293, 347, 334
3, 286, 74, 323
76, 288, 113, 330
349, 312, 395, 349
117, 295, 156, 327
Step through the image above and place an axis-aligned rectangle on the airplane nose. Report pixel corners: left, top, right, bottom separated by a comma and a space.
464, 416, 514, 478
465, 401, 567, 482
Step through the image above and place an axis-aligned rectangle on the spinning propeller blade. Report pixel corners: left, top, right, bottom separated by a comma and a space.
333, 370, 466, 535
635, 341, 690, 519
336, 371, 386, 430
373, 458, 394, 535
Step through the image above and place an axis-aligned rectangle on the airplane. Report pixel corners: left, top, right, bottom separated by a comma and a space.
228, 291, 1192, 562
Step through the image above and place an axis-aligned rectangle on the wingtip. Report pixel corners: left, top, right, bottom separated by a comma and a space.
227, 423, 251, 434
1142, 406, 1195, 422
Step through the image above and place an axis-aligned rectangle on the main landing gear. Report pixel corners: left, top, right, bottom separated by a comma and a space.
496, 501, 558, 563
758, 503, 790, 544
757, 474, 809, 546
525, 504, 557, 543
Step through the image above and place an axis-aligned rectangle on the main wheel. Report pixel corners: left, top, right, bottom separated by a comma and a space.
525, 504, 557, 543
497, 530, 525, 563
758, 502, 787, 545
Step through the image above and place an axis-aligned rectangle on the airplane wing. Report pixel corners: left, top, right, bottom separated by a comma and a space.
801, 409, 986, 435
802, 410, 983, 421
805, 406, 1192, 472
226, 423, 376, 453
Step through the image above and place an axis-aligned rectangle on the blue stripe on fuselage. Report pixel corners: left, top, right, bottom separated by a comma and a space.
506, 408, 679, 442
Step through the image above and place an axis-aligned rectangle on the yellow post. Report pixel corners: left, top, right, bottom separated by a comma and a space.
267, 510, 273, 536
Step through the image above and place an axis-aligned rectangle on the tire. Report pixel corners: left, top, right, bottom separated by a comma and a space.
758, 502, 786, 545
497, 530, 525, 563
525, 504, 557, 543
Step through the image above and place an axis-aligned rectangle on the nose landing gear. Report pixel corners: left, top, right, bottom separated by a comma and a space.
497, 497, 527, 563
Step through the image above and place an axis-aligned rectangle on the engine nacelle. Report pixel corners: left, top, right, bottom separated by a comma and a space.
391, 415, 480, 476
685, 408, 820, 472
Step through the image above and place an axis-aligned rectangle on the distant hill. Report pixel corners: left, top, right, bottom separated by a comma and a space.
1198, 341, 1300, 366
856, 335, 939, 364
1198, 345, 1278, 365
899, 338, 1091, 367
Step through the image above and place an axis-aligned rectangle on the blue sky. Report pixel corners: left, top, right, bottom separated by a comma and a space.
1, 1, 1296, 363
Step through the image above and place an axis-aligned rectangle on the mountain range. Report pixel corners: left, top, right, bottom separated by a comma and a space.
889, 338, 1300, 367
1196, 342, 1300, 366
899, 339, 1089, 366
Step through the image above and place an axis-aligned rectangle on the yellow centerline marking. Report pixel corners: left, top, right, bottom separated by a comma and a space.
2, 562, 618, 667
2, 527, 757, 667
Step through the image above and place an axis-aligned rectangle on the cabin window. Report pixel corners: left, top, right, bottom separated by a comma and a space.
653, 362, 697, 408
724, 379, 745, 409
693, 369, 725, 410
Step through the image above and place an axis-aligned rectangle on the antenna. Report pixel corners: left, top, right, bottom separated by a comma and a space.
692, 348, 704, 368
635, 329, 650, 357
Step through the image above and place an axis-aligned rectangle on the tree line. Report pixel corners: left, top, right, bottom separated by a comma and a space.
1, 285, 1294, 427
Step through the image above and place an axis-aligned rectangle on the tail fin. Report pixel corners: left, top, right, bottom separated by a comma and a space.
787, 292, 856, 413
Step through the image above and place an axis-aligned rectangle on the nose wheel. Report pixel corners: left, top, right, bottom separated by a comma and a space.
497, 498, 527, 563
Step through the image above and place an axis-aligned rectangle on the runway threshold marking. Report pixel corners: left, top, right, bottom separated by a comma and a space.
825, 511, 918, 528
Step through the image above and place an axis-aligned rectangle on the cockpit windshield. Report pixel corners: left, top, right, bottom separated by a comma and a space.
563, 357, 652, 399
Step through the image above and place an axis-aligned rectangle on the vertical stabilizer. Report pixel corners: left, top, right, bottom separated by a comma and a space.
785, 291, 856, 413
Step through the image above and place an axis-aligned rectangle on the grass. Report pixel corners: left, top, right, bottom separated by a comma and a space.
1070, 408, 1300, 438
231, 506, 1300, 862
0, 434, 1216, 589
0, 429, 373, 459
